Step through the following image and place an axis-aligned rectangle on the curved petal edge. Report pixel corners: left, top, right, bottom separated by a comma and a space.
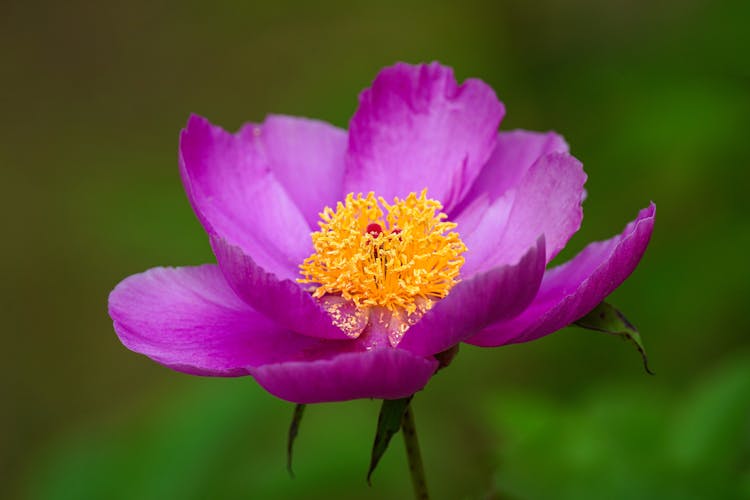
259, 114, 348, 228
398, 236, 546, 357
453, 129, 569, 216
250, 348, 439, 404
211, 236, 362, 340
108, 265, 287, 377
179, 114, 313, 281
344, 62, 505, 212
467, 203, 656, 347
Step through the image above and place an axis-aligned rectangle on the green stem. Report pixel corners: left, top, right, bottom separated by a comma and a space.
401, 403, 429, 500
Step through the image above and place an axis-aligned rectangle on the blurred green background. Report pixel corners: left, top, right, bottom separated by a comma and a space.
3, 0, 749, 498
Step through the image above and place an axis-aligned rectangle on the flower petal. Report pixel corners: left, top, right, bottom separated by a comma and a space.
397, 237, 546, 357
179, 114, 312, 281
467, 204, 656, 347
250, 348, 438, 403
108, 265, 333, 376
455, 193, 514, 276
455, 130, 569, 213
260, 115, 347, 228
210, 236, 361, 340
458, 152, 586, 273
109, 264, 438, 402
344, 62, 504, 211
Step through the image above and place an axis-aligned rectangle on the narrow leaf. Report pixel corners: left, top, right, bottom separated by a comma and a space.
286, 403, 306, 477
574, 301, 654, 375
367, 396, 412, 485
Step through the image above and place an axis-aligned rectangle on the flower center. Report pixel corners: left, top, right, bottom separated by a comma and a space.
298, 190, 467, 315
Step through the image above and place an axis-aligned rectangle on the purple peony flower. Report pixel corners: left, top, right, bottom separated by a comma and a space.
108, 62, 655, 404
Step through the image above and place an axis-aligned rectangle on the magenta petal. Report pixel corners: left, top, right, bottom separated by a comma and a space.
108, 265, 331, 377
250, 348, 438, 403
467, 204, 656, 347
260, 115, 347, 228
179, 114, 312, 281
398, 237, 546, 357
344, 62, 505, 211
456, 130, 569, 213
456, 194, 514, 276
455, 131, 571, 274
210, 236, 360, 340
504, 152, 586, 264
459, 152, 586, 273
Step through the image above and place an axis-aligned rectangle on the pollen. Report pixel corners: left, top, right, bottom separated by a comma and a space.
298, 190, 467, 315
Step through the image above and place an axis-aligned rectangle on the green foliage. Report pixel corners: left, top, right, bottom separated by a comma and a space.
367, 398, 412, 484
28, 382, 410, 500
286, 403, 306, 477
575, 302, 653, 374
29, 356, 750, 499
484, 355, 750, 500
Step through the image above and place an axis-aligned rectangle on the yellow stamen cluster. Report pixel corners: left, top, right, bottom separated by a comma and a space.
298, 190, 467, 314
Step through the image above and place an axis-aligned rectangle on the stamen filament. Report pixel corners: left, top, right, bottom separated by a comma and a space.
298, 190, 466, 315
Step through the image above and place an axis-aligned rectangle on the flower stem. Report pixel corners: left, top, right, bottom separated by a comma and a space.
401, 403, 429, 499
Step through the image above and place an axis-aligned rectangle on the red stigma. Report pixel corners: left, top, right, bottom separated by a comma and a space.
366, 223, 383, 238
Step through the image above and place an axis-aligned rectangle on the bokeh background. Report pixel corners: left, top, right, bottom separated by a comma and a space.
4, 0, 750, 498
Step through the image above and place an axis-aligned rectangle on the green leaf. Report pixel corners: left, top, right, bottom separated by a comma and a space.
367, 397, 412, 485
574, 302, 654, 375
286, 404, 306, 477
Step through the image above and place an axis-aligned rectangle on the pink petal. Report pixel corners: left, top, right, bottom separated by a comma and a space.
455, 193, 514, 276
211, 236, 362, 340
260, 115, 347, 228
344, 62, 504, 211
467, 204, 655, 347
398, 237, 546, 357
454, 129, 569, 214
108, 265, 334, 376
458, 152, 586, 274
250, 348, 438, 403
179, 114, 312, 281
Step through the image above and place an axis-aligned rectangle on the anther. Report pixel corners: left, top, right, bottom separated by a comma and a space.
298, 191, 466, 314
